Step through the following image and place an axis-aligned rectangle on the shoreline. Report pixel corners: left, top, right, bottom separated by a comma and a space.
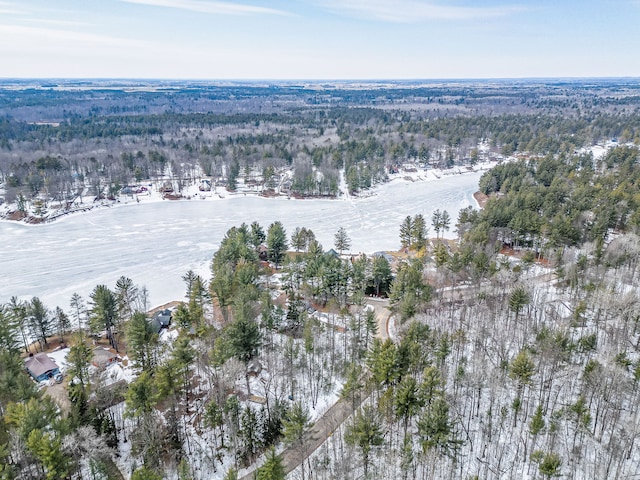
0, 162, 495, 227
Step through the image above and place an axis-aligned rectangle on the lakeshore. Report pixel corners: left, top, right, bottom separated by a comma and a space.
0, 167, 485, 310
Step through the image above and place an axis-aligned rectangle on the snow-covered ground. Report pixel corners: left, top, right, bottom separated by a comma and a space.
0, 169, 483, 310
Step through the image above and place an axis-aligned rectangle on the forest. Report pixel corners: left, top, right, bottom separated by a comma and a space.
2, 79, 640, 215
1, 80, 640, 479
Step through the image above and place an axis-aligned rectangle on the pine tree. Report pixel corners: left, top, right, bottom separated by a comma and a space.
345, 405, 384, 478
69, 292, 86, 331
411, 214, 428, 250
89, 285, 119, 351
283, 402, 311, 480
125, 371, 156, 420
28, 296, 51, 351
250, 221, 266, 249
334, 226, 351, 255
291, 227, 306, 252
131, 466, 163, 480
529, 405, 545, 436
115, 276, 138, 321
399, 216, 413, 249
126, 311, 159, 371
267, 221, 288, 268
395, 376, 423, 436
27, 429, 70, 480
53, 306, 71, 343
509, 285, 530, 321
256, 448, 285, 480
371, 255, 392, 296
417, 396, 461, 458
431, 209, 443, 239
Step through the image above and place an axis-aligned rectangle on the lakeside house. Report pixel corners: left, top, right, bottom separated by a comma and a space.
150, 308, 172, 333
25, 353, 61, 383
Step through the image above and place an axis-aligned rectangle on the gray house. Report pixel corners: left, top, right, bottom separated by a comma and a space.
25, 353, 61, 383
149, 309, 172, 333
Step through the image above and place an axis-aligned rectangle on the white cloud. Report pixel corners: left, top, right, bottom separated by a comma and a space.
0, 1, 26, 15
318, 0, 523, 22
119, 0, 291, 16
24, 18, 92, 28
0, 24, 150, 51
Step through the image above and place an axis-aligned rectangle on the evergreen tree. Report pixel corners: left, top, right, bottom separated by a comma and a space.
250, 221, 266, 249
0, 306, 19, 353
529, 404, 545, 436
125, 371, 156, 420
66, 333, 93, 390
27, 429, 70, 480
371, 255, 392, 296
283, 402, 311, 480
256, 448, 285, 480
291, 227, 306, 252
227, 316, 262, 362
28, 296, 51, 351
69, 292, 86, 331
115, 276, 138, 321
53, 306, 71, 343
394, 376, 423, 436
345, 405, 384, 478
131, 466, 163, 480
267, 221, 288, 268
509, 285, 530, 321
126, 311, 159, 371
400, 215, 413, 249
334, 226, 351, 255
417, 396, 461, 458
411, 214, 428, 250
7, 296, 30, 353
89, 285, 119, 351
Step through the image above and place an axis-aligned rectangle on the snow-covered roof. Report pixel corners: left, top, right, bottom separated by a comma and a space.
25, 353, 59, 378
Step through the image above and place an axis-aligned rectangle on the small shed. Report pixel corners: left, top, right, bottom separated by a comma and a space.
92, 348, 118, 368
149, 309, 172, 333
25, 353, 61, 383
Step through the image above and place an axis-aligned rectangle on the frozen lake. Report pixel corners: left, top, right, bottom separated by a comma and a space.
0, 171, 482, 309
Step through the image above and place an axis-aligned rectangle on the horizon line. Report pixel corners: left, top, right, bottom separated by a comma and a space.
1, 76, 640, 83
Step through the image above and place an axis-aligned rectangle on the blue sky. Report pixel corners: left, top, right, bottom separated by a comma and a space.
1, 0, 639, 79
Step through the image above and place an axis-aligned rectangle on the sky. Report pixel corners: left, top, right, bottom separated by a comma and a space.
0, 0, 639, 79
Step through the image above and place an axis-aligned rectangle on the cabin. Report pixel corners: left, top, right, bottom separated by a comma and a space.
25, 353, 61, 383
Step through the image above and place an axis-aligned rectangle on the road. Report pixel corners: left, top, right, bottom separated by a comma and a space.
238, 298, 391, 480
366, 297, 392, 340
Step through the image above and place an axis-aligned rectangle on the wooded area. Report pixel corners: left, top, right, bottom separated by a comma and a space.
1, 80, 640, 479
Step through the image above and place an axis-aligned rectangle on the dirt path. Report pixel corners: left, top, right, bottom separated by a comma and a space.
238, 298, 390, 480
238, 391, 368, 480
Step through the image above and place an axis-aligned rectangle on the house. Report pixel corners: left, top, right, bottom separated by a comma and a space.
92, 348, 118, 368
326, 248, 340, 258
25, 353, 61, 383
149, 309, 172, 333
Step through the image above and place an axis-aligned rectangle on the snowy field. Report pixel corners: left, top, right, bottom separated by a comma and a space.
0, 171, 482, 309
